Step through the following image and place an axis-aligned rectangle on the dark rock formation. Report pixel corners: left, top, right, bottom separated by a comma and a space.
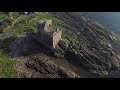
15, 54, 80, 78
51, 12, 120, 77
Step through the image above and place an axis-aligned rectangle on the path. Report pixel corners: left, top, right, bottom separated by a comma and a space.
3, 15, 23, 32
0, 15, 24, 40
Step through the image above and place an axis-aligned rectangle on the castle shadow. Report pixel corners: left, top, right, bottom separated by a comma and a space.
0, 34, 54, 58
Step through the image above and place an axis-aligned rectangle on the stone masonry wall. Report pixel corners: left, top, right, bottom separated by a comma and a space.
41, 32, 53, 46
44, 19, 52, 31
53, 30, 62, 48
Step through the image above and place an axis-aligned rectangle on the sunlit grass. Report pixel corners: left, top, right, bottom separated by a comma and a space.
0, 12, 7, 20
0, 57, 17, 78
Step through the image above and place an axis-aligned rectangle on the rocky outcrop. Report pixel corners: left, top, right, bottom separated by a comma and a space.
15, 54, 80, 78
51, 12, 120, 77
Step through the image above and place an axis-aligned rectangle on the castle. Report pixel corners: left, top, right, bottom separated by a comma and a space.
37, 19, 62, 48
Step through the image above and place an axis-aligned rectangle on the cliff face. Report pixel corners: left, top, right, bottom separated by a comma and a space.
11, 12, 120, 78
51, 12, 120, 77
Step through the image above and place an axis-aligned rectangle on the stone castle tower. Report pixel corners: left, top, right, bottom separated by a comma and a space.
37, 19, 62, 48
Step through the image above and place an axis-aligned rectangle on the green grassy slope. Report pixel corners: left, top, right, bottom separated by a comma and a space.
0, 12, 7, 20
0, 57, 17, 78
6, 12, 63, 37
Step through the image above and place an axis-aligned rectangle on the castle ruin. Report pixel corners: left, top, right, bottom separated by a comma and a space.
37, 19, 62, 48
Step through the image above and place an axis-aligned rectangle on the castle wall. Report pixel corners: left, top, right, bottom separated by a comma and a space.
41, 32, 53, 46
44, 19, 52, 31
53, 30, 62, 48
37, 19, 62, 49
37, 23, 44, 33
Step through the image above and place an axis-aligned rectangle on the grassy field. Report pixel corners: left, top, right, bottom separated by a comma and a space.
7, 12, 63, 36
0, 57, 17, 78
0, 36, 17, 78
0, 12, 7, 20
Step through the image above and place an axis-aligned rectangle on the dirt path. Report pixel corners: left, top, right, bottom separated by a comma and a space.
3, 26, 10, 32
3, 15, 23, 32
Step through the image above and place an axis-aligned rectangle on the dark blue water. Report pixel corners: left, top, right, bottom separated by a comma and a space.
85, 12, 120, 35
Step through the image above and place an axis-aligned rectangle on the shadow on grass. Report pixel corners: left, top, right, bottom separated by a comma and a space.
2, 34, 54, 58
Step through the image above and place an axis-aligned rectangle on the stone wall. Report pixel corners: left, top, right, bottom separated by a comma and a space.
37, 19, 62, 49
44, 19, 52, 31
53, 30, 62, 48
41, 31, 53, 46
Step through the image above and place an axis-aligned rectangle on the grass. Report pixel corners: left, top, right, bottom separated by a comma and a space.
0, 36, 17, 54
7, 12, 64, 36
71, 35, 78, 43
36, 12, 63, 26
0, 36, 17, 78
7, 15, 34, 36
0, 12, 7, 20
0, 57, 17, 78
61, 27, 67, 39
